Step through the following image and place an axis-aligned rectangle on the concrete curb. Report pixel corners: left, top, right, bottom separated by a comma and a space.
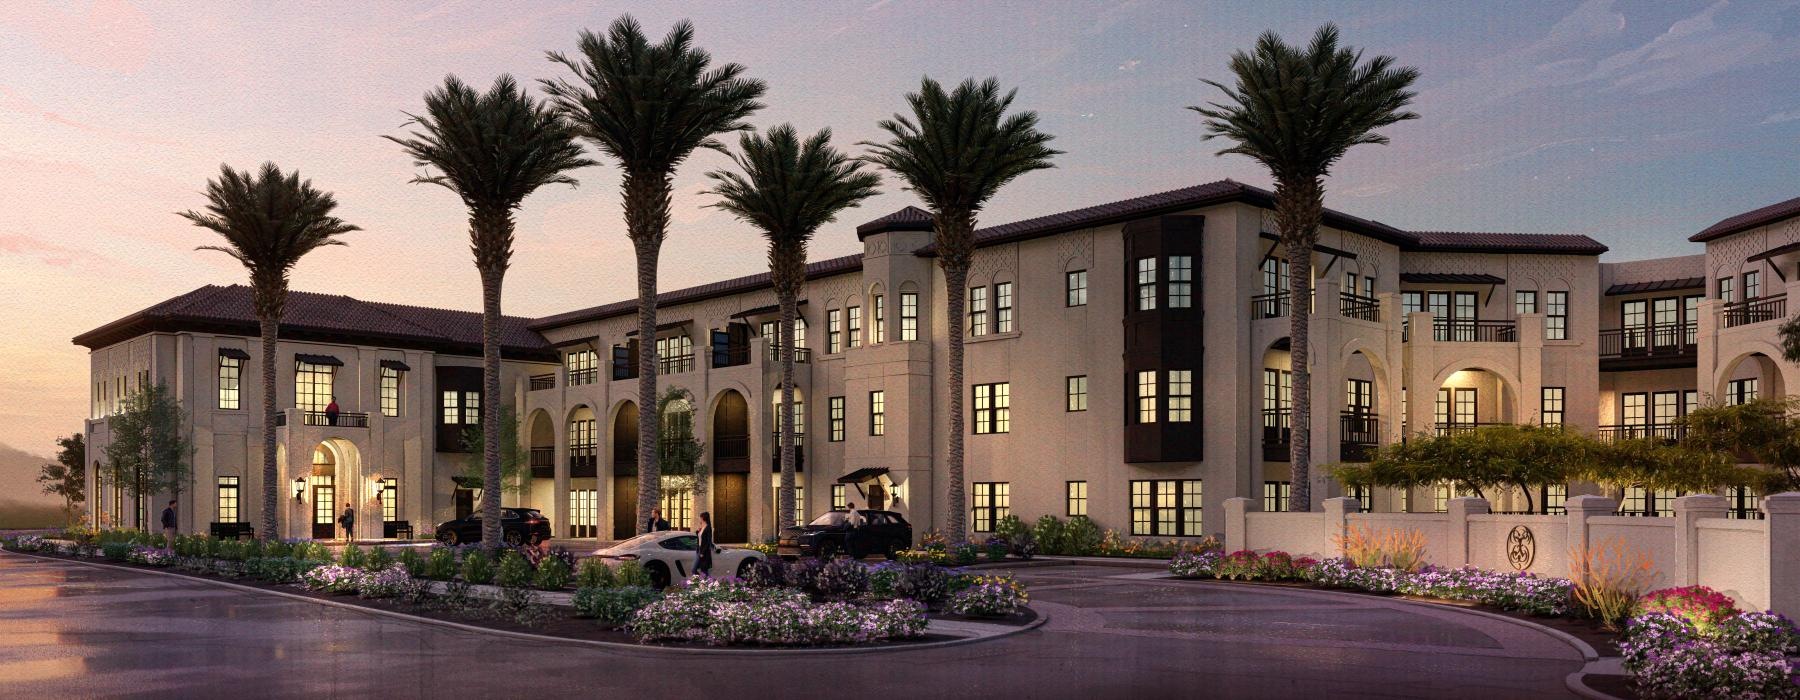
1029, 555, 1170, 570
2, 549, 1045, 657
1564, 658, 1627, 700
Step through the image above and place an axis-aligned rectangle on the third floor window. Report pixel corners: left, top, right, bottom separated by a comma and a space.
1136, 258, 1158, 311
995, 282, 1014, 332
968, 286, 988, 336
900, 293, 919, 341
1067, 270, 1088, 307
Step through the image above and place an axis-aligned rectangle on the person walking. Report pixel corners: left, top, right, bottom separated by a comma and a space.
160, 500, 178, 552
324, 396, 340, 426
644, 507, 669, 534
842, 501, 865, 559
338, 504, 355, 542
694, 512, 714, 577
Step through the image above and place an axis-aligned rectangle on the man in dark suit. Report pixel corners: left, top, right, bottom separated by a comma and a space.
645, 507, 669, 534
695, 512, 714, 576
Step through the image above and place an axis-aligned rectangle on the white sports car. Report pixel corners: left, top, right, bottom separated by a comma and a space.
590, 531, 766, 589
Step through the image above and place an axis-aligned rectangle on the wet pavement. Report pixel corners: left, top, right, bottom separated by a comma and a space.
0, 554, 1583, 699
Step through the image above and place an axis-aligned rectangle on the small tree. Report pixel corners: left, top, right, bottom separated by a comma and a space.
37, 433, 86, 523
1331, 424, 1596, 513
1679, 397, 1800, 493
459, 405, 529, 494
655, 388, 706, 526
102, 383, 190, 528
1583, 436, 1761, 494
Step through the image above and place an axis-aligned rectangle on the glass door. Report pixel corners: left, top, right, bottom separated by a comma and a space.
311, 475, 335, 539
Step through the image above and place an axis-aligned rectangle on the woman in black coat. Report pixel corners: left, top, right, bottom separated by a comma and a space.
695, 511, 714, 577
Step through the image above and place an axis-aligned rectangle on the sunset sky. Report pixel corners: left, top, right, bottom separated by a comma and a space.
3, 1, 1799, 458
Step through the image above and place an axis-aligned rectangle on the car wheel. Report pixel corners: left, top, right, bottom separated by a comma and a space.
528, 531, 543, 546
647, 562, 671, 590
737, 559, 755, 578
505, 530, 523, 547
817, 541, 839, 560
439, 531, 458, 545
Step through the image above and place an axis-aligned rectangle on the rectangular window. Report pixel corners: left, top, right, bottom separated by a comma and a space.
463, 391, 480, 425
1167, 370, 1193, 422
1622, 299, 1648, 349
1729, 486, 1762, 520
1684, 390, 1699, 417
1136, 370, 1159, 424
972, 383, 1011, 434
832, 484, 847, 510
217, 356, 241, 410
295, 361, 335, 411
216, 476, 240, 523
770, 484, 807, 527
1545, 291, 1568, 340
872, 295, 886, 343
1130, 479, 1202, 536
1066, 375, 1088, 412
995, 281, 1014, 333
1651, 391, 1680, 428
1346, 379, 1373, 413
379, 367, 401, 417
1263, 481, 1291, 513
1136, 258, 1158, 311
1541, 387, 1565, 427
1066, 481, 1087, 517
1745, 270, 1761, 300
565, 349, 598, 385
380, 478, 397, 522
656, 334, 694, 373
900, 292, 918, 341
442, 390, 460, 425
569, 489, 597, 538
972, 482, 1011, 532
1262, 257, 1290, 296
1401, 290, 1424, 314
847, 306, 862, 348
1718, 277, 1735, 303
1540, 484, 1568, 515
1454, 388, 1476, 425
1066, 270, 1088, 307
1168, 255, 1192, 308
828, 309, 843, 353
1621, 392, 1647, 428
1514, 290, 1537, 315
968, 286, 988, 336
827, 396, 846, 442
1727, 378, 1758, 405
869, 390, 886, 436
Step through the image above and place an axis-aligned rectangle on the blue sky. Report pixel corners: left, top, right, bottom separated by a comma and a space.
1, 0, 1798, 453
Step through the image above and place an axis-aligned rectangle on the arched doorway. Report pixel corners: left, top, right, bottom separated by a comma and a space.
610, 400, 638, 538
1341, 349, 1382, 464
1433, 367, 1515, 435
711, 390, 750, 543
307, 439, 361, 540
1260, 339, 1293, 504
658, 392, 697, 531
563, 405, 597, 538
1717, 351, 1785, 406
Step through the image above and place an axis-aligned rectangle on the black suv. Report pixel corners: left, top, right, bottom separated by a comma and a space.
777, 509, 912, 560
435, 508, 552, 546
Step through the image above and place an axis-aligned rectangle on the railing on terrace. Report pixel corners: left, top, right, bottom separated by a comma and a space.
1598, 323, 1697, 361
714, 434, 748, 462
1433, 319, 1517, 342
567, 368, 598, 385
529, 446, 554, 478
1723, 295, 1786, 328
1433, 421, 1508, 436
528, 374, 556, 391
764, 344, 812, 363
1340, 412, 1379, 462
285, 411, 368, 428
1250, 292, 1290, 320
1338, 292, 1380, 322
568, 448, 596, 477
1595, 423, 1686, 444
713, 344, 751, 369
658, 353, 695, 375
1261, 407, 1290, 462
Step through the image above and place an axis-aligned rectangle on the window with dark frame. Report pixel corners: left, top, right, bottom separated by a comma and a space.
828, 309, 843, 353
565, 349, 598, 385
968, 286, 988, 336
1546, 291, 1568, 340
1167, 370, 1192, 422
216, 476, 239, 523
847, 306, 862, 348
1066, 481, 1087, 517
217, 356, 241, 410
1168, 255, 1192, 308
1136, 370, 1158, 424
1263, 481, 1291, 512
995, 281, 1014, 332
869, 390, 886, 436
381, 477, 397, 521
379, 367, 401, 417
827, 396, 845, 442
1136, 258, 1158, 311
1129, 479, 1201, 536
972, 482, 1010, 532
1066, 375, 1088, 412
1727, 378, 1758, 405
1514, 290, 1537, 315
1066, 270, 1088, 307
831, 484, 847, 510
1541, 387, 1565, 427
1718, 276, 1735, 302
972, 383, 1010, 434
1745, 270, 1761, 300
872, 295, 886, 343
295, 361, 334, 411
900, 292, 918, 341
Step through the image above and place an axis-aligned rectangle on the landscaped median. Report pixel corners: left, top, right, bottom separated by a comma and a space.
2, 530, 1037, 651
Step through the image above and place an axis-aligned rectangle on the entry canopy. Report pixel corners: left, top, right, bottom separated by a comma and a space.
837, 467, 890, 484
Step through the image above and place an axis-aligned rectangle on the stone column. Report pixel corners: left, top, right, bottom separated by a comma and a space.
1763, 492, 1800, 619
1671, 494, 1728, 586
1321, 497, 1359, 559
1224, 497, 1254, 553
1446, 496, 1491, 568
1565, 494, 1617, 558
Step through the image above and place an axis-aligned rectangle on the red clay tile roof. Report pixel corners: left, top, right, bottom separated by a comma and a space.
527, 254, 864, 331
1408, 231, 1609, 255
73, 285, 557, 361
855, 206, 933, 238
1691, 195, 1800, 243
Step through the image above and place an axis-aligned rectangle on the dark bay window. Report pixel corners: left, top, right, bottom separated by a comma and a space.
869, 390, 886, 436
827, 396, 846, 442
1067, 270, 1088, 307
1130, 479, 1201, 536
972, 482, 1010, 532
972, 382, 1010, 434
1136, 370, 1158, 424
1168, 256, 1192, 308
1136, 258, 1158, 310
442, 390, 479, 425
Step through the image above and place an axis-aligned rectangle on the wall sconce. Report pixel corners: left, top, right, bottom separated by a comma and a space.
370, 476, 385, 500
293, 477, 307, 501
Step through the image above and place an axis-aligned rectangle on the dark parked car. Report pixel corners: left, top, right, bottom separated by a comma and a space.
777, 509, 911, 560
435, 508, 551, 546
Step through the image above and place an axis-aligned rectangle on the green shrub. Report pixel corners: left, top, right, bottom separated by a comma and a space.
339, 543, 365, 569
460, 550, 494, 585
995, 515, 1029, 543
1032, 515, 1067, 555
216, 540, 245, 562
1064, 515, 1103, 555
244, 539, 264, 560
101, 541, 132, 562
495, 550, 534, 589
364, 546, 394, 572
424, 547, 457, 580
576, 558, 616, 589
264, 540, 292, 559
398, 548, 426, 577
573, 586, 659, 626
534, 556, 571, 590
614, 560, 651, 588
951, 542, 979, 566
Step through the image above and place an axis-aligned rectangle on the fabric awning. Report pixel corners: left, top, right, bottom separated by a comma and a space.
218, 347, 251, 360
837, 467, 890, 484
379, 359, 411, 372
1605, 278, 1705, 296
1399, 273, 1506, 285
294, 353, 343, 366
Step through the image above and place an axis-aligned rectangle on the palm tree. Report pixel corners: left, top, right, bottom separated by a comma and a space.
863, 78, 1059, 542
705, 125, 881, 528
1191, 24, 1418, 512
385, 74, 593, 549
183, 163, 359, 541
543, 16, 765, 534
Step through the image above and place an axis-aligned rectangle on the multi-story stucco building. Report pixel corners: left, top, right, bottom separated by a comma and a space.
75, 180, 1799, 542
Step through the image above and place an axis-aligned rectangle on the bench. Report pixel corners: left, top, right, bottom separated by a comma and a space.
383, 521, 414, 539
209, 522, 255, 540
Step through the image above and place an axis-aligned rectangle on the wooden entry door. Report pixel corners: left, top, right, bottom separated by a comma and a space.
865, 484, 887, 511
714, 473, 747, 544
311, 475, 336, 539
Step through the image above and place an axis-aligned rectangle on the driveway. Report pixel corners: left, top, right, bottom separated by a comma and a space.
0, 554, 1584, 698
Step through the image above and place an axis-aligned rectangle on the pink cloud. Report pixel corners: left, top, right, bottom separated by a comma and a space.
7, 0, 155, 75
0, 233, 106, 268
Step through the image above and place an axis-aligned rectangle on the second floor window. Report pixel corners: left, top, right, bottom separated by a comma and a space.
1137, 370, 1159, 424
828, 309, 843, 353
1067, 270, 1088, 306
972, 382, 1010, 434
968, 286, 988, 336
995, 282, 1014, 332
1541, 387, 1565, 427
1745, 270, 1762, 300
1066, 375, 1087, 412
872, 295, 886, 343
1168, 256, 1192, 308
1718, 276, 1735, 302
566, 349, 598, 385
379, 367, 401, 417
1136, 258, 1158, 310
827, 397, 846, 442
656, 335, 694, 372
869, 390, 886, 436
442, 390, 480, 425
1545, 291, 1568, 340
217, 355, 241, 410
900, 293, 919, 341
1514, 290, 1537, 315
847, 306, 862, 348
1167, 370, 1193, 422
295, 361, 334, 411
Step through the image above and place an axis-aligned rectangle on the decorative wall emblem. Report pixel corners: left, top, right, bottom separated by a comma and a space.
1505, 525, 1536, 571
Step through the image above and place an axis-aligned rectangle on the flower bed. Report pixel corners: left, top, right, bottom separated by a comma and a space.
1168, 550, 1572, 616
629, 577, 928, 646
948, 574, 1028, 618
1618, 589, 1800, 699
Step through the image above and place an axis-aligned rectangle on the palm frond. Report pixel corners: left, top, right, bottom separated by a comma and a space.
182, 162, 359, 315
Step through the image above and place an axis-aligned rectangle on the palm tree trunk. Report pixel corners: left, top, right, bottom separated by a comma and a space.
1279, 176, 1324, 513
939, 213, 973, 543
259, 314, 278, 541
479, 263, 505, 549
624, 172, 671, 535
778, 291, 797, 529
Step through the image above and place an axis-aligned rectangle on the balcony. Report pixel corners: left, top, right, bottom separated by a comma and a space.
714, 434, 749, 471
1722, 295, 1786, 328
529, 446, 554, 478
1261, 408, 1290, 462
568, 368, 598, 385
1340, 412, 1380, 462
764, 344, 812, 363
1404, 319, 1517, 343
713, 344, 751, 369
569, 447, 596, 478
1598, 323, 1697, 370
1250, 292, 1290, 320
658, 353, 695, 375
529, 374, 556, 391
1595, 423, 1686, 444
1339, 292, 1380, 322
1433, 421, 1508, 436
277, 410, 368, 428
769, 431, 805, 471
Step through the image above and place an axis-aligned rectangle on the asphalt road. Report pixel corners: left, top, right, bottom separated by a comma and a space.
0, 553, 1584, 699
